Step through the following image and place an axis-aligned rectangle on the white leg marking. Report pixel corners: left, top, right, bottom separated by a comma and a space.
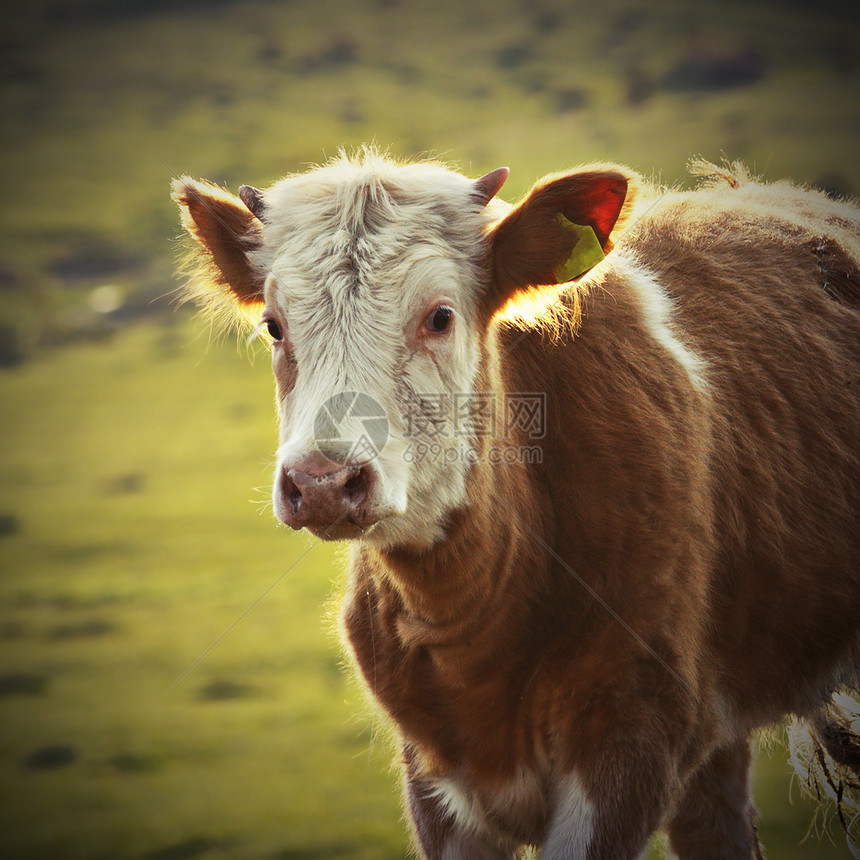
431, 777, 483, 835
539, 771, 595, 860
431, 777, 522, 859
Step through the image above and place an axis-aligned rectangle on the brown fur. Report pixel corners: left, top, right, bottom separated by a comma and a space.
342, 166, 860, 857
175, 160, 860, 858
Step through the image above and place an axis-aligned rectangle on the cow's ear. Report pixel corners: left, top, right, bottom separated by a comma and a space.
172, 176, 267, 312
486, 164, 638, 314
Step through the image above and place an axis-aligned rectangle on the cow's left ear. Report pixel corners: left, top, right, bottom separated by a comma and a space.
486, 164, 638, 315
172, 176, 267, 313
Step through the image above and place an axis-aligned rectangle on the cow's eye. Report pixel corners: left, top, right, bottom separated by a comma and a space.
425, 305, 454, 333
266, 319, 283, 341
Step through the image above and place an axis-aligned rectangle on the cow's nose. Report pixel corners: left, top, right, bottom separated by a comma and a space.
274, 451, 376, 532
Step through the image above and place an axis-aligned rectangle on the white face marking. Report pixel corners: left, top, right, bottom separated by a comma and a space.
259, 152, 503, 549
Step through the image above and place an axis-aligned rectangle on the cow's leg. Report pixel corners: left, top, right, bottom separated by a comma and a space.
539, 743, 763, 859
539, 669, 702, 860
538, 758, 674, 860
402, 745, 517, 860
665, 738, 764, 860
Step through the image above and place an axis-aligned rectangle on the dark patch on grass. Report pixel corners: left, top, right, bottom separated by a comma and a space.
48, 541, 133, 566
102, 472, 146, 495
339, 98, 365, 125
47, 618, 116, 640
47, 231, 145, 283
494, 42, 534, 70
257, 37, 283, 65
142, 837, 219, 860
624, 64, 654, 107
295, 35, 360, 76
0, 513, 20, 536
0, 263, 22, 291
553, 86, 589, 113
0, 672, 47, 697
108, 282, 175, 325
12, 590, 129, 610
24, 745, 77, 770
110, 752, 159, 773
198, 679, 257, 701
321, 35, 359, 67
378, 59, 421, 84
228, 402, 255, 422
530, 8, 562, 34
602, 6, 650, 49
0, 325, 25, 368
468, 83, 493, 100
0, 620, 28, 639
40, 313, 116, 350
519, 71, 548, 94
662, 45, 767, 91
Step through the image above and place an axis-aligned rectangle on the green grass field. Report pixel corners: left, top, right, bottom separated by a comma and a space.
1, 0, 859, 857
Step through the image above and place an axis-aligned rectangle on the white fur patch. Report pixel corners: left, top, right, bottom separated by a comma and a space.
258, 150, 502, 549
539, 771, 595, 859
430, 768, 547, 848
613, 251, 709, 394
432, 777, 484, 835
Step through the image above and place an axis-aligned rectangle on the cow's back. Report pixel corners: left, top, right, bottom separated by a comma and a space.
611, 177, 860, 724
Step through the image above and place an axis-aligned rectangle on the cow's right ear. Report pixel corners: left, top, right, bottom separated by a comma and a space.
172, 176, 267, 310
485, 164, 638, 316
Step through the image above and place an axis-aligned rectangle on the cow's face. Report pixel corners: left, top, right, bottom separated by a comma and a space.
258, 160, 511, 547
174, 150, 633, 549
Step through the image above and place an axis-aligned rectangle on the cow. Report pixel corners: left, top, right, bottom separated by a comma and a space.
173, 148, 860, 859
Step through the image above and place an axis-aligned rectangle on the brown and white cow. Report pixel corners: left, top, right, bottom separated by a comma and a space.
173, 149, 860, 859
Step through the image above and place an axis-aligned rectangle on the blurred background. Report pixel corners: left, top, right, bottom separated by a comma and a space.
1, 0, 859, 857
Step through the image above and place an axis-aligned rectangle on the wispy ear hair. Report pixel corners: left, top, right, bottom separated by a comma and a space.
172, 176, 269, 333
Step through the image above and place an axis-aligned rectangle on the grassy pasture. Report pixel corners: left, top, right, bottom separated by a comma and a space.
1, 0, 859, 857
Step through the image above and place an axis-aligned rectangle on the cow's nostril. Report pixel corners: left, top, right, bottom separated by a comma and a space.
277, 456, 378, 531
344, 467, 369, 505
281, 470, 302, 514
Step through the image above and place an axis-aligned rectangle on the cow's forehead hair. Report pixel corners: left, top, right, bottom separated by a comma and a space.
260, 149, 505, 313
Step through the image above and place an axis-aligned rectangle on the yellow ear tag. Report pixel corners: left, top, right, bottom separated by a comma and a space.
552, 214, 606, 283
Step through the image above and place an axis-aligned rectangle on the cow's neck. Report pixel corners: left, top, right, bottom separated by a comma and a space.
374, 335, 548, 651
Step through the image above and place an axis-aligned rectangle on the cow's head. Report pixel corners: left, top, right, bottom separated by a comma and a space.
173, 150, 635, 549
